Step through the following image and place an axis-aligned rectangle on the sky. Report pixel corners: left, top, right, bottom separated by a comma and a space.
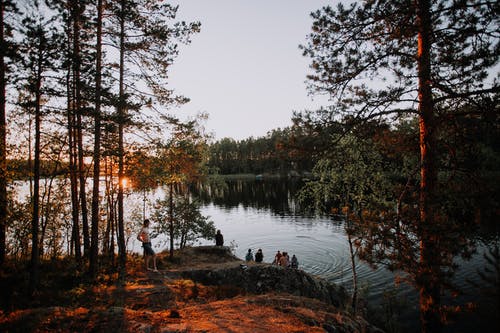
168, 0, 335, 141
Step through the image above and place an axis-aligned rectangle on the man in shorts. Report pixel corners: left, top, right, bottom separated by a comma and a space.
138, 219, 158, 272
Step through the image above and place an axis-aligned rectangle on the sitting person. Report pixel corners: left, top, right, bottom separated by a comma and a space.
245, 248, 254, 261
272, 250, 282, 265
255, 248, 264, 263
279, 251, 289, 267
291, 254, 299, 269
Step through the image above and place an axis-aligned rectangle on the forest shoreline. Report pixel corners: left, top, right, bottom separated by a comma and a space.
0, 246, 383, 332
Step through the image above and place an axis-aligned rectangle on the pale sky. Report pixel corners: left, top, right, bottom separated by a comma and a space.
168, 0, 335, 141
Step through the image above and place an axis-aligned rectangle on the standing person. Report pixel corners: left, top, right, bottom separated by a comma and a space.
137, 219, 157, 272
215, 229, 224, 246
245, 248, 254, 261
291, 254, 299, 269
255, 248, 264, 263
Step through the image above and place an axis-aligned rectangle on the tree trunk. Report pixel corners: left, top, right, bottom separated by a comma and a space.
0, 0, 7, 265
66, 2, 81, 260
169, 182, 174, 259
416, 0, 441, 332
72, 0, 90, 256
117, 0, 127, 277
89, 0, 103, 279
103, 153, 112, 255
30, 36, 44, 294
39, 175, 56, 258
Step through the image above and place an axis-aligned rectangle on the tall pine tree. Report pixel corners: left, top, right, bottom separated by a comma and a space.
0, 0, 18, 266
301, 1, 499, 332
106, 0, 200, 276
17, 0, 62, 292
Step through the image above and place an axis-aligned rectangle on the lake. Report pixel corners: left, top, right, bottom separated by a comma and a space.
134, 178, 496, 333
14, 177, 496, 332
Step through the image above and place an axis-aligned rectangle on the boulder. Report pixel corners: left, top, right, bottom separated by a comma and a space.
181, 263, 347, 307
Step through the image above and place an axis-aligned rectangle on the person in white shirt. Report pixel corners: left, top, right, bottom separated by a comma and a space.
138, 219, 157, 272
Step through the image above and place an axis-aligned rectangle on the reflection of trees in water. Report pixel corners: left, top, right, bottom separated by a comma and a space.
190, 178, 499, 332
467, 240, 500, 332
191, 178, 305, 215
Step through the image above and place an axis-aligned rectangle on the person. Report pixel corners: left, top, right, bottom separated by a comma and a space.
138, 219, 157, 272
245, 248, 254, 261
255, 248, 263, 263
291, 254, 299, 269
279, 251, 289, 267
273, 250, 282, 265
215, 229, 224, 246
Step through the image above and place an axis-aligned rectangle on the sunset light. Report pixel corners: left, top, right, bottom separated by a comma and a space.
1, 1, 497, 333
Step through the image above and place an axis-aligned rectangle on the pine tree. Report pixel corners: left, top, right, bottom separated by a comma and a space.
0, 0, 18, 266
89, 0, 103, 279
105, 0, 200, 276
17, 0, 62, 292
301, 1, 499, 332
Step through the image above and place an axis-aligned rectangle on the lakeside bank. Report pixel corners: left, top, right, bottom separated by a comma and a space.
0, 246, 383, 333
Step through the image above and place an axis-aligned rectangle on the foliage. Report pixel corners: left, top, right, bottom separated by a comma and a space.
300, 0, 498, 117
295, 105, 499, 329
300, 1, 498, 331
207, 128, 295, 175
299, 124, 394, 215
105, 0, 200, 122
150, 194, 215, 250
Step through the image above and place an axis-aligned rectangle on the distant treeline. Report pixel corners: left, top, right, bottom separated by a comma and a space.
7, 159, 70, 179
206, 129, 305, 176
207, 111, 500, 222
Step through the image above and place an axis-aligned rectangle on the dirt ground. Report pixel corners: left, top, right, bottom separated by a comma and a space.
0, 247, 379, 333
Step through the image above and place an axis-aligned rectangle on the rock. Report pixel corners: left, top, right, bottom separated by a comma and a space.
180, 264, 348, 307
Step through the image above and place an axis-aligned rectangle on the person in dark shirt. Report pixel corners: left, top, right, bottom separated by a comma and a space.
291, 254, 299, 269
255, 248, 264, 263
215, 229, 224, 246
245, 248, 254, 261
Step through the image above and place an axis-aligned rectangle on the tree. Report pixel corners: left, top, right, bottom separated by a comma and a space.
0, 0, 5, 267
89, 0, 103, 279
45, 0, 102, 260
0, 0, 17, 266
106, 0, 200, 277
151, 195, 215, 251
155, 118, 209, 259
126, 149, 157, 220
72, 0, 90, 258
298, 120, 395, 313
17, 1, 62, 291
301, 1, 498, 331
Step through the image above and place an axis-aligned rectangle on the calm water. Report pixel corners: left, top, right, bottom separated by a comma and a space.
178, 178, 497, 333
14, 178, 497, 332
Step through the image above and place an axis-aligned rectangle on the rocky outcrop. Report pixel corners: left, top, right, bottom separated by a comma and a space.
180, 260, 347, 307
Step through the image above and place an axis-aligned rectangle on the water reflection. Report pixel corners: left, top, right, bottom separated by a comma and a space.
189, 178, 498, 333
192, 178, 305, 215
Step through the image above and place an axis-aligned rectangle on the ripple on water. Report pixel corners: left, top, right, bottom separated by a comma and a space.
202, 204, 495, 322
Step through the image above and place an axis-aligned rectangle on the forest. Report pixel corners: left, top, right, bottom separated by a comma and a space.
0, 1, 499, 333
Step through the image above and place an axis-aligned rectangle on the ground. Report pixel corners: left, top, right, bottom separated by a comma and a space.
0, 247, 381, 332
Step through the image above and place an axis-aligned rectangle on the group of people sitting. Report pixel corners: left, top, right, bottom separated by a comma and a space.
245, 248, 264, 262
245, 248, 299, 269
216, 230, 300, 269
272, 250, 299, 269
